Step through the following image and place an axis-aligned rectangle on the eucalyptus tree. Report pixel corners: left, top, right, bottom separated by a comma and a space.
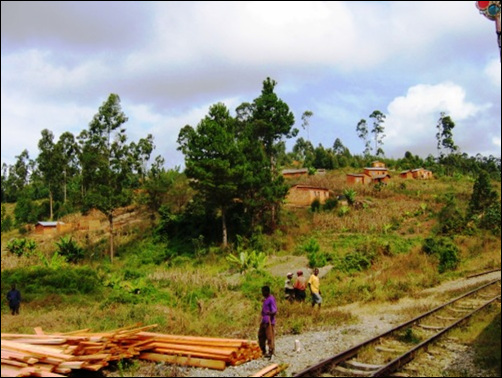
369, 110, 386, 157
356, 119, 371, 156
37, 129, 62, 220
79, 93, 145, 262
436, 112, 458, 158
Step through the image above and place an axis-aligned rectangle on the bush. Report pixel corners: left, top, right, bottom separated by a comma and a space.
422, 237, 460, 273
55, 236, 85, 263
1, 266, 101, 298
323, 198, 338, 211
311, 199, 321, 213
6, 238, 37, 257
302, 238, 328, 268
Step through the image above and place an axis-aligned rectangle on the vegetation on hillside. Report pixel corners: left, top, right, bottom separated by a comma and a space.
1, 78, 500, 370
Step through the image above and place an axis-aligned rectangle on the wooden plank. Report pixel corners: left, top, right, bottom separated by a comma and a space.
152, 348, 232, 362
34, 327, 45, 336
139, 352, 226, 370
149, 342, 237, 356
417, 324, 444, 331
0, 358, 28, 368
1, 340, 73, 361
250, 363, 279, 377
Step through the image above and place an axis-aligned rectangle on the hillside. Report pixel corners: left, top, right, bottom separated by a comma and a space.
1, 170, 501, 376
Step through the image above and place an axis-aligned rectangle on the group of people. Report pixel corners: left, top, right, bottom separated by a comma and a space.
284, 268, 322, 308
259, 268, 322, 358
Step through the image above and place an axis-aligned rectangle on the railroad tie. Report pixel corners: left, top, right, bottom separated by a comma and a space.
434, 315, 457, 321
344, 360, 383, 371
333, 365, 373, 376
417, 324, 444, 331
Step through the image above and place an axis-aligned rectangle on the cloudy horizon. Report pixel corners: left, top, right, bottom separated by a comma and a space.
2, 1, 500, 168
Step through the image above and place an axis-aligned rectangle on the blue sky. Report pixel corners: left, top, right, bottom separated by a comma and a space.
1, 1, 500, 168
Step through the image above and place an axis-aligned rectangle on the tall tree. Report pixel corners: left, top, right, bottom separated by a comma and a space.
468, 170, 499, 217
79, 93, 138, 262
57, 132, 80, 205
369, 110, 386, 157
436, 112, 458, 157
178, 103, 241, 246
301, 110, 314, 141
248, 78, 297, 228
356, 119, 371, 156
37, 129, 62, 220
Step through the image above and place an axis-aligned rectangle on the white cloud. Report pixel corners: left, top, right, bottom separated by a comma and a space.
384, 82, 483, 157
485, 58, 501, 86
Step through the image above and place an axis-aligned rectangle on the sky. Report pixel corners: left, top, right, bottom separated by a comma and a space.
1, 1, 501, 169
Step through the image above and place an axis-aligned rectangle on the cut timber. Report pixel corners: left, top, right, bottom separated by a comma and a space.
1, 339, 73, 361
435, 315, 457, 321
139, 352, 226, 370
250, 363, 279, 377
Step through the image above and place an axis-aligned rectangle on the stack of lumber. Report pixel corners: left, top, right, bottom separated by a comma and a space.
137, 332, 262, 370
1, 324, 262, 376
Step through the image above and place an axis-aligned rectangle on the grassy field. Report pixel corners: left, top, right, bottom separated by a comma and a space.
1, 172, 500, 344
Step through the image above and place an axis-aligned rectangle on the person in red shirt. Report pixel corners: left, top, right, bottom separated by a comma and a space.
293, 270, 307, 302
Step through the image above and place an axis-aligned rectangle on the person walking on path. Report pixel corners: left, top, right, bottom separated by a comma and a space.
293, 270, 307, 302
7, 284, 21, 315
258, 285, 277, 358
308, 268, 322, 309
284, 272, 295, 302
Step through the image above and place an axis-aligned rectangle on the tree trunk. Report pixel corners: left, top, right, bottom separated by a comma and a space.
109, 213, 114, 263
221, 207, 228, 247
49, 190, 53, 221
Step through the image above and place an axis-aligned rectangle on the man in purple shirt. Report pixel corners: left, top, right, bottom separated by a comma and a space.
258, 285, 277, 358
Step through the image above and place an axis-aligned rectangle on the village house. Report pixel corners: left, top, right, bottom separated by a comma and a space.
35, 221, 68, 235
399, 168, 433, 180
286, 185, 330, 207
399, 170, 414, 179
346, 173, 372, 185
282, 168, 309, 179
347, 161, 391, 185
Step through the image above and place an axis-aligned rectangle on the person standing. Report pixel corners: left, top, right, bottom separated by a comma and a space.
7, 284, 21, 315
284, 272, 295, 302
258, 285, 277, 358
308, 268, 322, 309
293, 270, 307, 302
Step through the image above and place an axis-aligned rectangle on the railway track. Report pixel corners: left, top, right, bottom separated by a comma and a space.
294, 278, 501, 377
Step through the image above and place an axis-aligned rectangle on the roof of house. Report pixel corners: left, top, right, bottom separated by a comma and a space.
400, 170, 412, 174
36, 221, 65, 227
364, 167, 389, 171
282, 168, 309, 175
411, 168, 424, 172
347, 173, 370, 177
291, 185, 329, 191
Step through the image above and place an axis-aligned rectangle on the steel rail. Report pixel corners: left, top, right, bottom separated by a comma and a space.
370, 294, 501, 376
293, 278, 500, 377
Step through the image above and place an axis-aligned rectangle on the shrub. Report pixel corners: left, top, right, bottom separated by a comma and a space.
55, 236, 85, 263
1, 266, 101, 298
422, 237, 460, 273
323, 198, 338, 211
6, 238, 37, 257
342, 189, 357, 205
311, 199, 321, 213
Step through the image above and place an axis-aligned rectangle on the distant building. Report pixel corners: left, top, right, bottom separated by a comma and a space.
286, 185, 330, 207
346, 173, 372, 185
282, 168, 309, 179
411, 168, 433, 179
371, 161, 386, 168
400, 170, 414, 179
35, 221, 67, 234
363, 166, 389, 178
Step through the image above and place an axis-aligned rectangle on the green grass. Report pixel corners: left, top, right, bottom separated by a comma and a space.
1, 174, 500, 355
